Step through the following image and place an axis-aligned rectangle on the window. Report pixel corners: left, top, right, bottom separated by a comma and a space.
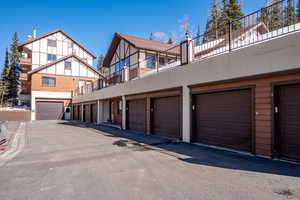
68, 42, 73, 48
159, 57, 166, 66
114, 57, 129, 75
146, 53, 156, 69
42, 77, 56, 87
47, 39, 57, 47
47, 54, 57, 61
64, 61, 72, 70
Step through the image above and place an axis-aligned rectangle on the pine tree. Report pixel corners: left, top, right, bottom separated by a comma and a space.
296, 0, 300, 22
0, 48, 10, 104
204, 0, 222, 41
269, 0, 282, 31
1, 48, 10, 104
167, 37, 174, 44
285, 0, 296, 26
97, 54, 105, 71
195, 25, 202, 45
6, 32, 21, 105
149, 32, 153, 40
219, 0, 244, 35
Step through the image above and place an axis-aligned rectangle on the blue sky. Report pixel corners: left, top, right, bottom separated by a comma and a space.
0, 0, 265, 69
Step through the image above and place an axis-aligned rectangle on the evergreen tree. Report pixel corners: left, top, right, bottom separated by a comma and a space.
149, 32, 153, 40
219, 0, 244, 35
6, 32, 21, 105
167, 37, 174, 44
96, 54, 105, 71
269, 0, 282, 31
204, 0, 222, 41
296, 0, 300, 22
285, 0, 296, 26
195, 25, 202, 45
0, 48, 9, 104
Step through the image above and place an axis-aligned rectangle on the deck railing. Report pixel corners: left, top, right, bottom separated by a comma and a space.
73, 0, 299, 97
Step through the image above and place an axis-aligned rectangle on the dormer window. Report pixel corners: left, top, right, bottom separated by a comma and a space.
47, 39, 57, 47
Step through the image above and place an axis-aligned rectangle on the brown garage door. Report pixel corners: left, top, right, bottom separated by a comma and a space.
127, 99, 146, 132
91, 104, 97, 123
36, 101, 64, 120
73, 105, 77, 120
193, 89, 252, 152
275, 84, 300, 161
78, 105, 82, 121
151, 96, 181, 139
84, 104, 91, 123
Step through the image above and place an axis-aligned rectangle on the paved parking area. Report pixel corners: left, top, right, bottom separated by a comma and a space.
0, 120, 299, 200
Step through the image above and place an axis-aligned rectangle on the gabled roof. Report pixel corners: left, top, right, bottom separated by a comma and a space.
28, 54, 104, 78
18, 29, 96, 58
104, 33, 179, 67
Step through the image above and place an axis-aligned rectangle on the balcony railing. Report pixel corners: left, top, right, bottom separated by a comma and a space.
73, 0, 300, 97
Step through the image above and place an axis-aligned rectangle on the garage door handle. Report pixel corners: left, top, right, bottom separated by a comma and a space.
274, 106, 279, 114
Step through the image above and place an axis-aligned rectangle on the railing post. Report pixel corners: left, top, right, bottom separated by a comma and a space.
180, 35, 194, 65
122, 66, 129, 82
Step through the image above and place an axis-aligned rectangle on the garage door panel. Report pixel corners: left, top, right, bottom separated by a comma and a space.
84, 104, 91, 123
36, 102, 64, 120
127, 99, 145, 132
91, 104, 97, 123
193, 89, 252, 152
276, 84, 300, 161
152, 96, 181, 139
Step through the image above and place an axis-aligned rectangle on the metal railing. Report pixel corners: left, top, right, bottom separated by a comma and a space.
192, 0, 299, 61
73, 0, 299, 97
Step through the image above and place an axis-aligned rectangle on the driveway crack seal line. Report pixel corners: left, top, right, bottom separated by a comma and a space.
0, 122, 26, 167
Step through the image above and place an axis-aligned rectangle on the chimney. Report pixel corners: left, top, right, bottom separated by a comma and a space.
33, 28, 36, 38
27, 35, 33, 41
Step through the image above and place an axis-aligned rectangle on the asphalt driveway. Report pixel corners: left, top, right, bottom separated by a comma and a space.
0, 120, 300, 200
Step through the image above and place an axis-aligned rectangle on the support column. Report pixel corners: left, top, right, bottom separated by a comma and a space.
97, 100, 101, 124
146, 97, 151, 134
81, 104, 84, 122
122, 96, 126, 130
182, 86, 191, 142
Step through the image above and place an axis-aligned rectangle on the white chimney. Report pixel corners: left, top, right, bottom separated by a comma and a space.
27, 35, 33, 41
33, 29, 36, 38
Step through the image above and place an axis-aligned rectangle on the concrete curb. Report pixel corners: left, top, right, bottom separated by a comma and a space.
0, 122, 26, 167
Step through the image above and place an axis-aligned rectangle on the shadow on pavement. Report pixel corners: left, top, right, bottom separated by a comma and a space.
58, 121, 300, 178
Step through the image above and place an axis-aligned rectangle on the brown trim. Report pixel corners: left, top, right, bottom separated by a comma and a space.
27, 54, 104, 78
18, 29, 96, 58
190, 85, 256, 154
126, 87, 182, 100
188, 68, 300, 89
